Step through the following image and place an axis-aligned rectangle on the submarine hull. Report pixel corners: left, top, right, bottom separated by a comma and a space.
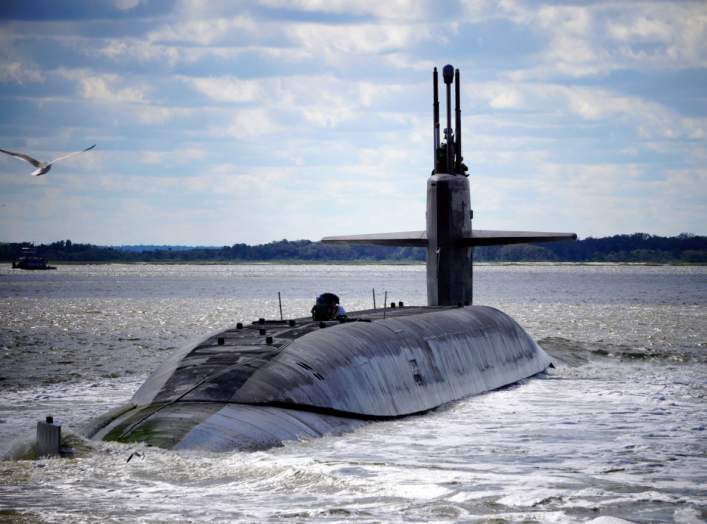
85, 305, 551, 451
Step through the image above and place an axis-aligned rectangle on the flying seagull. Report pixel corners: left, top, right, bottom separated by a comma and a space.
0, 144, 96, 176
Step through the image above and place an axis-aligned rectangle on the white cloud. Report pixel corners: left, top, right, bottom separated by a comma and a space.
381, 53, 436, 72
498, 3, 607, 78
57, 69, 148, 103
471, 81, 706, 140
536, 4, 592, 35
287, 22, 431, 57
180, 73, 410, 132
470, 160, 707, 238
486, 86, 525, 110
356, 146, 419, 174
0, 60, 44, 84
182, 76, 260, 103
607, 16, 673, 43
135, 105, 193, 125
100, 40, 183, 67
79, 75, 146, 103
224, 108, 283, 139
501, 1, 707, 79
113, 0, 141, 10
98, 39, 312, 68
607, 5, 707, 69
260, 0, 435, 20
148, 16, 257, 46
139, 148, 206, 166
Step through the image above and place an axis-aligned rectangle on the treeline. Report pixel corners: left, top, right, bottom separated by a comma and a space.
1, 234, 705, 264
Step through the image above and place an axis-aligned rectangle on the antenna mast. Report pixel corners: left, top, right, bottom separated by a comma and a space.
433, 68, 440, 171
442, 65, 454, 173
454, 68, 462, 172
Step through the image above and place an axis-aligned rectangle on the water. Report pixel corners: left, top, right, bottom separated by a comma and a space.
0, 264, 705, 523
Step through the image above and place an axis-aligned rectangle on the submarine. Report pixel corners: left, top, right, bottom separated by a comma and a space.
82, 65, 576, 452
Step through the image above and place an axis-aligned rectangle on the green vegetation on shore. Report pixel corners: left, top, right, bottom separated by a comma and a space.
1, 234, 705, 264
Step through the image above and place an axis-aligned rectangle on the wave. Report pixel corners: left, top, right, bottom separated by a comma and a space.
538, 337, 706, 365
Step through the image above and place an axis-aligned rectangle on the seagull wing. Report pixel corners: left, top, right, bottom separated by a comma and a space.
0, 148, 42, 168
48, 144, 96, 165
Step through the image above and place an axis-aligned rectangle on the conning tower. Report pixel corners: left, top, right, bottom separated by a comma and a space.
428, 65, 472, 305
323, 64, 576, 306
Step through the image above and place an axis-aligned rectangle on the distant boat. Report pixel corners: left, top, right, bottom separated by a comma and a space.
11, 247, 56, 270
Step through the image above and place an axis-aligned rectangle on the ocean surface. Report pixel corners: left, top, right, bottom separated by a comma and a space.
0, 263, 705, 523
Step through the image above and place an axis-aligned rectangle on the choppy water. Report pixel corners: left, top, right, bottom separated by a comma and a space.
0, 264, 705, 523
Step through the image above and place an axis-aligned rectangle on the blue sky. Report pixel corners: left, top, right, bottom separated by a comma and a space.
0, 0, 705, 245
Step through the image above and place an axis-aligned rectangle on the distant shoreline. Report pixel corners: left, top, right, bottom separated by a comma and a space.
2, 234, 706, 265
21, 260, 707, 267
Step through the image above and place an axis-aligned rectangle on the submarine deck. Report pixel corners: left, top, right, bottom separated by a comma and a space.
87, 305, 455, 446
87, 303, 551, 450
134, 305, 457, 405
209, 305, 454, 350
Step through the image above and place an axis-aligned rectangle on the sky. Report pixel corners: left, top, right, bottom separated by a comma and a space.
0, 0, 705, 245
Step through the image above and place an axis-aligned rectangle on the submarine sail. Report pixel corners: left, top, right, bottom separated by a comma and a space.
322, 64, 576, 306
84, 64, 576, 452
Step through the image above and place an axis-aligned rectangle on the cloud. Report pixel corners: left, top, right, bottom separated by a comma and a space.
381, 53, 436, 72
605, 4, 707, 68
502, 2, 707, 79
135, 105, 194, 125
182, 76, 260, 103
496, 3, 607, 78
100, 40, 184, 67
98, 39, 313, 69
0, 61, 44, 84
113, 0, 141, 10
260, 0, 435, 20
471, 81, 706, 140
57, 69, 148, 103
287, 22, 432, 57
224, 108, 283, 139
535, 4, 592, 35
484, 86, 525, 110
179, 73, 411, 135
470, 160, 706, 238
607, 15, 673, 43
79, 75, 146, 103
147, 16, 257, 46
139, 147, 207, 166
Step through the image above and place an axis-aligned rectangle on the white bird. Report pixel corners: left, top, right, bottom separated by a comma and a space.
0, 144, 96, 176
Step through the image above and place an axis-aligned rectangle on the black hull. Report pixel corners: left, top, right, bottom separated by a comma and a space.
85, 305, 551, 451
